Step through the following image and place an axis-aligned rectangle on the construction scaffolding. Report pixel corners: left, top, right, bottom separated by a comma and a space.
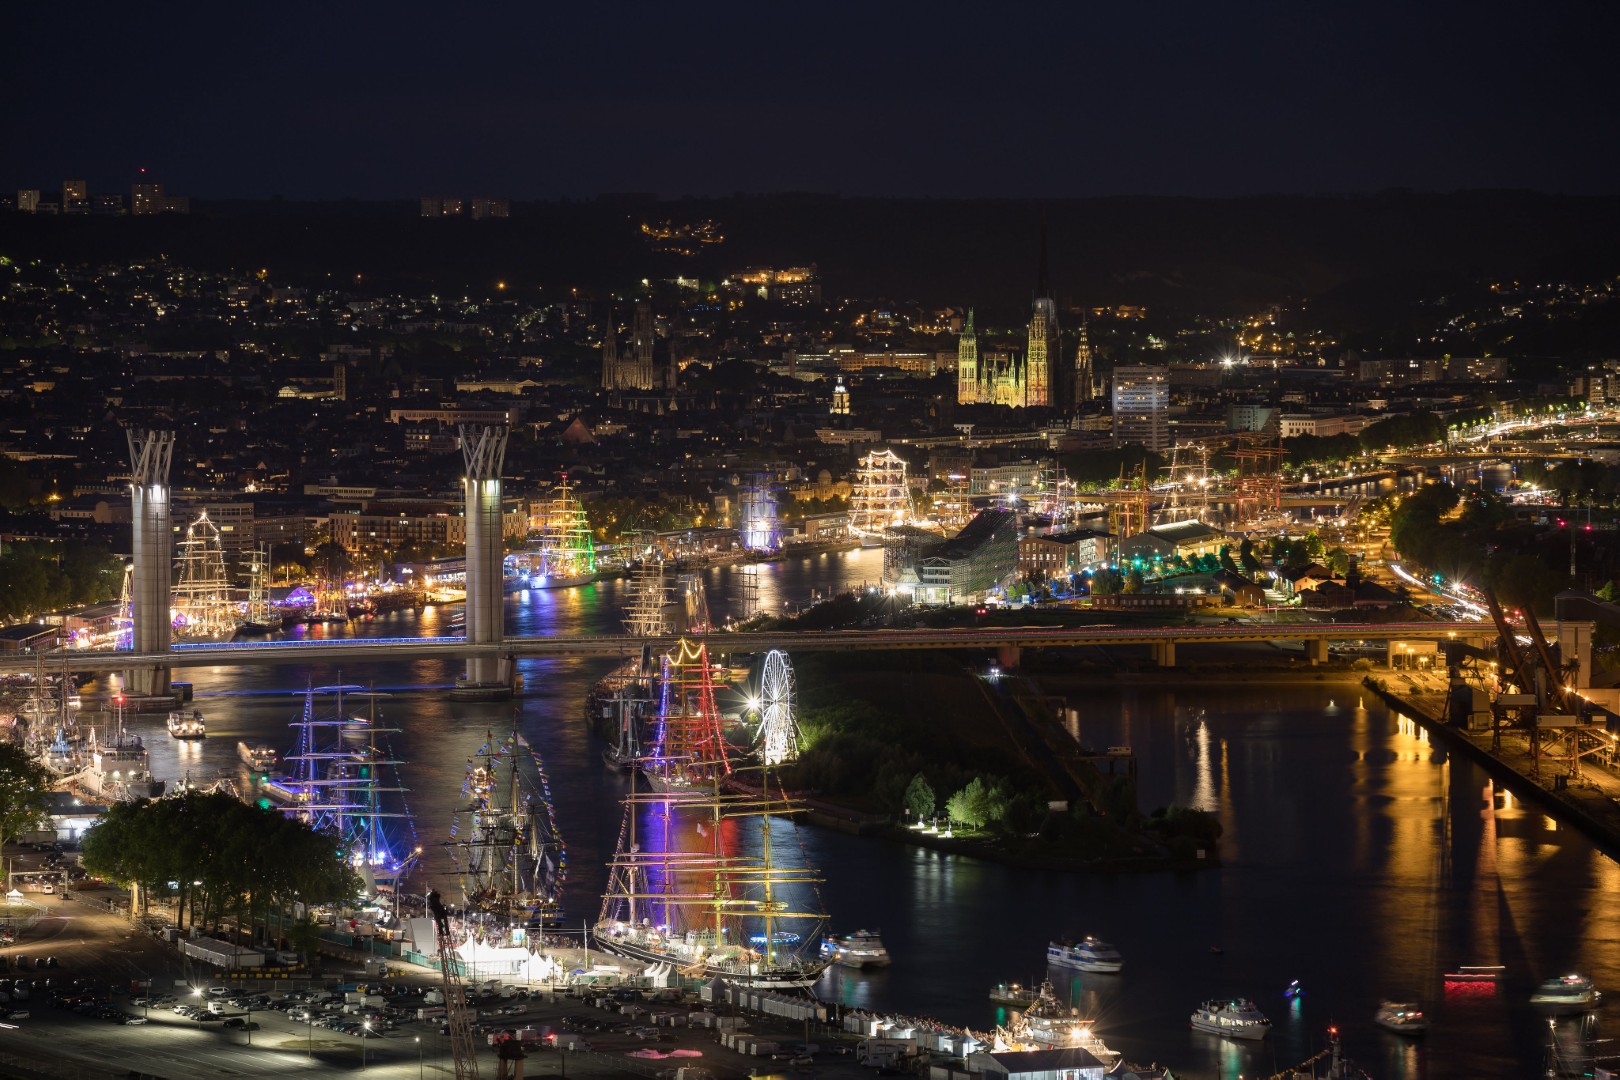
171, 511, 235, 639
849, 448, 914, 538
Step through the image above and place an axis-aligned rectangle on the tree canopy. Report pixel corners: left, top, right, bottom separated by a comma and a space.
0, 744, 52, 869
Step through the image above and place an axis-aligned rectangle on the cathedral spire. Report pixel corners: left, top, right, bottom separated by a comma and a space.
1037, 214, 1050, 300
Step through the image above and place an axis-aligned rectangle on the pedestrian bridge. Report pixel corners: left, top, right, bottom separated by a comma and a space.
4, 621, 1490, 678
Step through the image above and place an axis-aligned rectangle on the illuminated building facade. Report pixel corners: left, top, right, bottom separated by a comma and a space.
601, 301, 660, 390
1073, 320, 1095, 405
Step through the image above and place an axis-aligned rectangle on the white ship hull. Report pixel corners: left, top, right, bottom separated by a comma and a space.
594, 927, 827, 990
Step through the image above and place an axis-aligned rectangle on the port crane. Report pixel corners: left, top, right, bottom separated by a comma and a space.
429, 889, 481, 1079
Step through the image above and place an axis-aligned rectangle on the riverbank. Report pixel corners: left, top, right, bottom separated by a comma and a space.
1362, 673, 1620, 861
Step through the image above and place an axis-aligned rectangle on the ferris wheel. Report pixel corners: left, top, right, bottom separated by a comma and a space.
757, 649, 800, 766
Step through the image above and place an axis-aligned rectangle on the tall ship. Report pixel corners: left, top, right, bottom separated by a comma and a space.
596, 651, 653, 770
266, 684, 421, 894
527, 475, 597, 589
236, 546, 282, 635
640, 639, 731, 795
445, 727, 567, 928
595, 768, 830, 990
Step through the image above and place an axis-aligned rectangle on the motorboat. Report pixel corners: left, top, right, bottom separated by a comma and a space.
821, 930, 891, 969
1443, 964, 1504, 983
989, 981, 1038, 1009
238, 742, 279, 772
1190, 999, 1271, 1040
167, 710, 206, 739
1531, 974, 1602, 1014
1373, 1001, 1429, 1035
1047, 936, 1124, 973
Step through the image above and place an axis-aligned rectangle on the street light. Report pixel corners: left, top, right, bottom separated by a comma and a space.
416, 1035, 423, 1080
362, 1019, 371, 1070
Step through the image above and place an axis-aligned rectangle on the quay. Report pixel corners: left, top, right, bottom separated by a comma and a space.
1363, 672, 1620, 858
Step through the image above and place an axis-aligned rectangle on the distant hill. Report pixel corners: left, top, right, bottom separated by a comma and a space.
3, 191, 1617, 325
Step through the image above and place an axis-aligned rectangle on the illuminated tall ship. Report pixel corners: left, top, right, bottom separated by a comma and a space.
641, 638, 729, 795
445, 727, 567, 927
594, 768, 830, 990
527, 474, 597, 588
266, 684, 420, 894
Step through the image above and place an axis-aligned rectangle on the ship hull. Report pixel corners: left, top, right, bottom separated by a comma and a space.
593, 928, 827, 990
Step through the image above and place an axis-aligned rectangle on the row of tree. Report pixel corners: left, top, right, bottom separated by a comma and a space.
0, 539, 125, 623
81, 792, 361, 957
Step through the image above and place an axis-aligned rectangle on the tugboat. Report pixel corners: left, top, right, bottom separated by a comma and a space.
166, 710, 207, 739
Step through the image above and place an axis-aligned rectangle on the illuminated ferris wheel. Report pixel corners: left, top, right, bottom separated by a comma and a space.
757, 649, 800, 767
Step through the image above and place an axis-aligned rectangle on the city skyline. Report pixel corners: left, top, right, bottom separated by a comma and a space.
7, 2, 1618, 200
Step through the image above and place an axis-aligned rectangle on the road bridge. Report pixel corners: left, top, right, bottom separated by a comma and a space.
9, 621, 1491, 681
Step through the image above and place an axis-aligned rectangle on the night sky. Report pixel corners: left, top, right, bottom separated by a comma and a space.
8, 1, 1618, 200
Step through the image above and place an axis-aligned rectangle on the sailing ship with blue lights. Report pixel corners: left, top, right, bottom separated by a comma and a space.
266, 684, 421, 894
445, 727, 567, 927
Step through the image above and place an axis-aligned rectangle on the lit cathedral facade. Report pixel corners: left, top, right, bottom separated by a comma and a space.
956, 235, 1059, 408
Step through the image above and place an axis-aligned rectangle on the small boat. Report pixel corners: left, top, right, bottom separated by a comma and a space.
820, 930, 891, 969
1443, 965, 1504, 982
989, 982, 1038, 1009
166, 710, 206, 739
1190, 999, 1271, 1041
1021, 982, 1119, 1064
238, 741, 278, 772
1047, 936, 1124, 973
1531, 974, 1602, 1014
1373, 1001, 1429, 1035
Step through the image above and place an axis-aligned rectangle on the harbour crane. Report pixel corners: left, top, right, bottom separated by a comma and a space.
428, 888, 481, 1079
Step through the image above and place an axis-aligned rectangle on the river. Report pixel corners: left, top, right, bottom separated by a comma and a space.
82, 546, 1609, 1077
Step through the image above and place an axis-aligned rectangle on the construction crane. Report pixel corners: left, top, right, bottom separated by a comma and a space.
429, 888, 481, 1079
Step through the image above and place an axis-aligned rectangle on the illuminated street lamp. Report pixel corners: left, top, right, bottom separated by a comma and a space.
363, 1019, 371, 1069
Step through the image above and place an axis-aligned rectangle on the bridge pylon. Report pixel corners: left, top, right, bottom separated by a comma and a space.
456, 425, 512, 697
126, 428, 174, 700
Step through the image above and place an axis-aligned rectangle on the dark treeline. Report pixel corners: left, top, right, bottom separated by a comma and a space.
0, 539, 125, 622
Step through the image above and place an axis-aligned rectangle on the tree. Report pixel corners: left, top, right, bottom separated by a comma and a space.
903, 773, 936, 821
946, 778, 990, 830
0, 745, 51, 875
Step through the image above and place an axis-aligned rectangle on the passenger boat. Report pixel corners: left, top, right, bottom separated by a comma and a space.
1372, 1001, 1429, 1035
1047, 936, 1123, 973
1190, 999, 1271, 1040
989, 982, 1039, 1010
1530, 974, 1602, 1013
821, 930, 890, 969
445, 727, 567, 928
1442, 964, 1504, 982
166, 710, 207, 739
238, 741, 279, 772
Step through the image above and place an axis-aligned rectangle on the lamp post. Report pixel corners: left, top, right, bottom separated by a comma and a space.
416, 1035, 423, 1080
362, 1019, 370, 1070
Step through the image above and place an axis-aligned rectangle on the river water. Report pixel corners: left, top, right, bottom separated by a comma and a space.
83, 546, 1610, 1077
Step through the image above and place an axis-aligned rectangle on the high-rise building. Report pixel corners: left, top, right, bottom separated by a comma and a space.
62, 179, 86, 202
470, 197, 510, 220
956, 309, 980, 404
1025, 227, 1055, 407
15, 190, 39, 213
441, 197, 465, 216
1073, 320, 1095, 406
131, 183, 164, 215
420, 196, 442, 217
1111, 366, 1170, 450
92, 193, 125, 215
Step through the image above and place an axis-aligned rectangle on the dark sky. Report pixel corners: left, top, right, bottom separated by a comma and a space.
8, 1, 1618, 200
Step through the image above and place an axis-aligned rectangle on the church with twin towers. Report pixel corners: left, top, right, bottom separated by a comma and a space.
956, 231, 1096, 410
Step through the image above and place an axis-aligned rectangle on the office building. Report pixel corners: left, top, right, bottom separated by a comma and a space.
16, 190, 39, 213
1111, 366, 1169, 450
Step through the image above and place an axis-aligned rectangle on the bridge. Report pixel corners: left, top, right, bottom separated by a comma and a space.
13, 621, 1491, 680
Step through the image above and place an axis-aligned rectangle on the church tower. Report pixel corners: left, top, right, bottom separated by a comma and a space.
1073, 318, 1095, 406
631, 300, 656, 389
1026, 224, 1055, 407
600, 304, 620, 389
956, 308, 980, 405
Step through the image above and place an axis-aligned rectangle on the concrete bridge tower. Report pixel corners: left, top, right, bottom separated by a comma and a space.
126, 428, 174, 699
459, 424, 510, 694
